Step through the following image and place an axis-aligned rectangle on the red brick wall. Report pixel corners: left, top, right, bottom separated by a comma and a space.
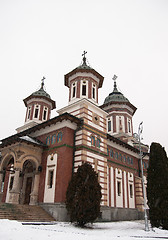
37, 126, 75, 203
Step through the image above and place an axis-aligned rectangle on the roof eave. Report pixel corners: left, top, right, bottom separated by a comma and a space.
64, 68, 104, 88
23, 95, 56, 109
100, 101, 137, 114
0, 112, 82, 148
107, 134, 139, 153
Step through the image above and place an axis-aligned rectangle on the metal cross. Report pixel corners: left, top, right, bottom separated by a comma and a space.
112, 75, 118, 81
41, 76, 45, 88
82, 51, 87, 58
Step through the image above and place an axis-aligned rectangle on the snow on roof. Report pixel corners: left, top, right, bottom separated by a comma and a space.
19, 136, 41, 145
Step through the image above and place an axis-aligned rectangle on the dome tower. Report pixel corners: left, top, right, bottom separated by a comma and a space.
17, 77, 56, 133
64, 51, 104, 105
101, 76, 137, 141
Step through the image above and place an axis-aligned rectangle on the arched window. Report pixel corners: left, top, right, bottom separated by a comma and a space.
96, 138, 101, 148
57, 132, 62, 143
27, 106, 31, 120
115, 152, 118, 160
110, 149, 114, 158
123, 155, 126, 163
119, 153, 122, 161
91, 136, 95, 146
127, 157, 130, 164
51, 134, 57, 144
43, 107, 48, 120
128, 119, 131, 133
82, 81, 87, 96
72, 82, 76, 98
108, 118, 111, 132
46, 136, 50, 145
92, 84, 96, 99
34, 105, 39, 118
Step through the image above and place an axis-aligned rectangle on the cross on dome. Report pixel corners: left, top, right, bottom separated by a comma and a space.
82, 50, 87, 65
112, 74, 118, 91
41, 76, 45, 89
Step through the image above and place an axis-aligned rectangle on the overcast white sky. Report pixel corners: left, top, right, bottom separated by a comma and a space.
0, 0, 168, 152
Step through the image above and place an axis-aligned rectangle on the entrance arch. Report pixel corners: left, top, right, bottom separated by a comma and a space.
21, 160, 35, 205
0, 156, 15, 203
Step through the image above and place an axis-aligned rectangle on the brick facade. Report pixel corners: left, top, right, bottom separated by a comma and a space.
0, 56, 148, 220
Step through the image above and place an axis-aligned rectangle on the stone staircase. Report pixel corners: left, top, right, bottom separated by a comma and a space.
0, 203, 55, 222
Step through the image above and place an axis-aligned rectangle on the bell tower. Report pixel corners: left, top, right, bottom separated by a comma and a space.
101, 75, 137, 142
16, 77, 56, 133
64, 51, 104, 105
58, 52, 108, 206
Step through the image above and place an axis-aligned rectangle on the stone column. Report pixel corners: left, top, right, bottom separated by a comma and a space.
0, 171, 4, 202
9, 169, 21, 204
30, 172, 40, 205
0, 171, 3, 192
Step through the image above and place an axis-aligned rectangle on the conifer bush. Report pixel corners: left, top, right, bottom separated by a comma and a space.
147, 142, 168, 230
66, 162, 102, 227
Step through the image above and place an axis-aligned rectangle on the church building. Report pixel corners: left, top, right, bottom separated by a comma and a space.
0, 53, 149, 221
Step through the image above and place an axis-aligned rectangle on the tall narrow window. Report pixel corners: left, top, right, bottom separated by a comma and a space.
117, 181, 121, 196
43, 107, 48, 120
34, 105, 39, 118
82, 81, 86, 96
72, 83, 76, 98
92, 84, 96, 99
96, 138, 101, 148
110, 149, 114, 158
108, 119, 111, 132
57, 132, 62, 143
119, 116, 122, 131
130, 184, 133, 198
46, 136, 50, 145
51, 134, 56, 144
27, 107, 31, 120
91, 136, 95, 146
48, 170, 54, 188
9, 176, 14, 191
128, 119, 131, 133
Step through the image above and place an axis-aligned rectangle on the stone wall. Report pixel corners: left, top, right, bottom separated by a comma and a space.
40, 203, 144, 222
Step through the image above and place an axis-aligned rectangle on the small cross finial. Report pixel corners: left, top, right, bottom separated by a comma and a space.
82, 51, 87, 65
41, 76, 45, 89
112, 75, 117, 81
82, 50, 87, 58
112, 75, 118, 91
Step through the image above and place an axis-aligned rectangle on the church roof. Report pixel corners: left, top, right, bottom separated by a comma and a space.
0, 112, 82, 148
101, 77, 137, 114
23, 78, 56, 109
31, 86, 51, 99
104, 79, 129, 104
64, 53, 104, 88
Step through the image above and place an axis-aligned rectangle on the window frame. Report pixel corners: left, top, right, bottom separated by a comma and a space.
34, 104, 40, 119
48, 170, 54, 189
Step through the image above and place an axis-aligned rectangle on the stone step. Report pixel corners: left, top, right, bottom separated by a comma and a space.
0, 203, 55, 222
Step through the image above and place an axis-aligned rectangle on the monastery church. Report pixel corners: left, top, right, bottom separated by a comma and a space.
0, 53, 149, 221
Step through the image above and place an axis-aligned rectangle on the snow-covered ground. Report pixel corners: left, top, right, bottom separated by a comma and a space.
0, 219, 167, 240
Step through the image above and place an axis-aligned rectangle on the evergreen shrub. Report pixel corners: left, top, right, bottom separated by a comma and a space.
66, 162, 102, 227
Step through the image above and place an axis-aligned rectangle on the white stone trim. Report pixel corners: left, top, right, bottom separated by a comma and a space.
44, 153, 57, 203
30, 120, 78, 137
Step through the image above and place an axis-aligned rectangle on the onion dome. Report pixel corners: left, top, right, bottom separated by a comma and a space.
101, 75, 137, 115
104, 78, 129, 104
31, 81, 51, 99
23, 77, 56, 109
